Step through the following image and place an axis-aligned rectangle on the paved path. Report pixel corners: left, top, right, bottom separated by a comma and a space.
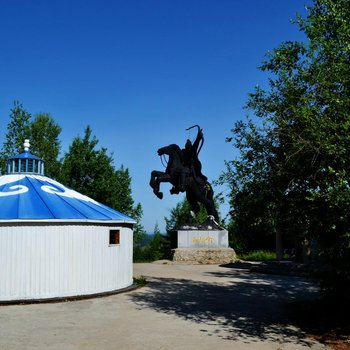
0, 262, 329, 350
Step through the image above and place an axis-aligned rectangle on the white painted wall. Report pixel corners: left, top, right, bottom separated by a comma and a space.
0, 224, 133, 301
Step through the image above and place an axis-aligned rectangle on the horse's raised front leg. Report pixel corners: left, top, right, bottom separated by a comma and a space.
150, 170, 174, 200
150, 170, 164, 199
149, 170, 158, 189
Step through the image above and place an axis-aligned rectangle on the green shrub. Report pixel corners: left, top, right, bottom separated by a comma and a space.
239, 250, 277, 261
133, 275, 147, 286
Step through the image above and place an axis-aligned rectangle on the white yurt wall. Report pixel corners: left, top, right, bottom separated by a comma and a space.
0, 224, 133, 301
0, 140, 135, 302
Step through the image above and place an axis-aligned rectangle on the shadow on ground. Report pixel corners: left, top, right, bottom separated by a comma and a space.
130, 265, 320, 346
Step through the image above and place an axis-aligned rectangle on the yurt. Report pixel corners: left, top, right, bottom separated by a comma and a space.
0, 140, 135, 302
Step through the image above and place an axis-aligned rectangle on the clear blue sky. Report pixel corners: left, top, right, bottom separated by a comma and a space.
0, 0, 310, 232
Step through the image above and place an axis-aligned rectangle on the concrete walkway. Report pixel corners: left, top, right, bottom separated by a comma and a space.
0, 262, 329, 349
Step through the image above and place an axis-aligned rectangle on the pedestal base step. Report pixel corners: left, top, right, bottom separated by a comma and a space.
172, 248, 236, 265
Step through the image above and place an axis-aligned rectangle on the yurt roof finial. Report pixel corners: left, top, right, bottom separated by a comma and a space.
24, 139, 30, 152
6, 139, 45, 175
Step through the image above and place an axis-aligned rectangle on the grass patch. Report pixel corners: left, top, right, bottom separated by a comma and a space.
133, 275, 147, 286
238, 250, 278, 261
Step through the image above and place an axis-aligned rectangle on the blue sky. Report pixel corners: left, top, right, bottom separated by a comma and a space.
0, 0, 310, 232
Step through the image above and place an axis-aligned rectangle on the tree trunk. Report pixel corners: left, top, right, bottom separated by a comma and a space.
275, 231, 283, 261
302, 239, 310, 264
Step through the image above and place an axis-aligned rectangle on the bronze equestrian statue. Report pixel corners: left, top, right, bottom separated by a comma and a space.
149, 125, 219, 222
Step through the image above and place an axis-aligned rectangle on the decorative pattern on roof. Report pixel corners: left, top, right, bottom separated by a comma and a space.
0, 174, 134, 222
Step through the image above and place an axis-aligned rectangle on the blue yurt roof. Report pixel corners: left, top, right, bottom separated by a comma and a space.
0, 174, 135, 223
0, 140, 135, 223
12, 150, 42, 160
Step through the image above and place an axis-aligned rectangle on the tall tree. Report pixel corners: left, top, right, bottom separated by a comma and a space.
59, 126, 102, 194
220, 0, 350, 294
148, 223, 168, 261
29, 113, 62, 178
60, 126, 146, 251
1, 101, 31, 171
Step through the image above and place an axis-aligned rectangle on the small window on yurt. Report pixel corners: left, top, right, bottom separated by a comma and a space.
109, 230, 120, 245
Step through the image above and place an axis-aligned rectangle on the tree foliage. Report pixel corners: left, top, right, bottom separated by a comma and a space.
165, 197, 211, 232
133, 223, 169, 262
59, 126, 107, 196
60, 126, 140, 214
59, 126, 146, 255
2, 100, 31, 156
1, 103, 147, 262
220, 0, 350, 295
1, 103, 62, 178
29, 113, 62, 178
1, 101, 31, 171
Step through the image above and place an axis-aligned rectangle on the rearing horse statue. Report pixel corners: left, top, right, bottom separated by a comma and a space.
149, 142, 219, 222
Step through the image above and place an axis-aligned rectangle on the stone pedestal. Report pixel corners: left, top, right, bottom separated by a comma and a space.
171, 228, 236, 264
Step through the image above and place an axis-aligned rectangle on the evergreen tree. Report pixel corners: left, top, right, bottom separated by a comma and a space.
60, 126, 136, 211
60, 126, 147, 256
59, 126, 103, 194
1, 101, 31, 171
148, 223, 168, 261
133, 223, 169, 262
29, 113, 62, 178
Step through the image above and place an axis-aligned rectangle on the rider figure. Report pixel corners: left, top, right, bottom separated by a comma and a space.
182, 128, 207, 184
172, 126, 207, 194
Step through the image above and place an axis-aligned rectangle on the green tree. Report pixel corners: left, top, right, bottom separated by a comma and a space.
1, 101, 31, 171
165, 197, 209, 232
60, 126, 147, 257
148, 223, 168, 261
221, 0, 350, 296
29, 113, 62, 178
60, 126, 137, 212
133, 224, 169, 262
59, 126, 107, 195
113, 166, 139, 216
